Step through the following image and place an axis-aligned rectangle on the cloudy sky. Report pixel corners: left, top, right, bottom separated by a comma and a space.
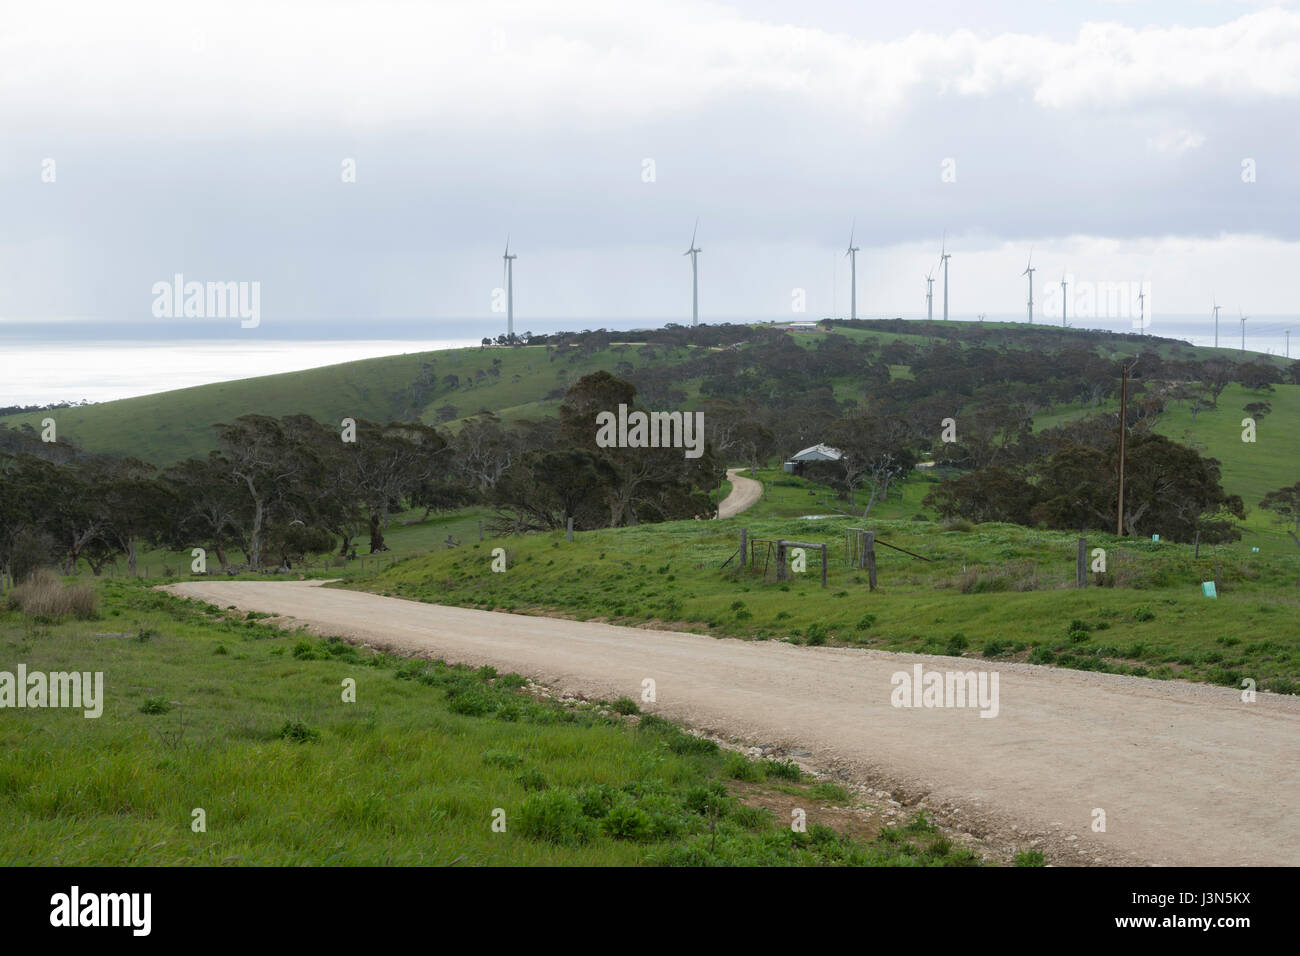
1, 0, 1298, 370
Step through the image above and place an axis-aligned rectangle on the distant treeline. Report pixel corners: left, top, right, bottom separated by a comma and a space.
0, 399, 94, 417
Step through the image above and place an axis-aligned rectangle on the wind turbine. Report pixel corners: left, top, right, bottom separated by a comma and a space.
1137, 288, 1146, 335
846, 223, 860, 321
1211, 298, 1221, 348
1022, 249, 1035, 324
1060, 272, 1068, 327
939, 234, 951, 321
684, 219, 701, 327
1239, 310, 1248, 351
502, 236, 517, 337
925, 267, 935, 322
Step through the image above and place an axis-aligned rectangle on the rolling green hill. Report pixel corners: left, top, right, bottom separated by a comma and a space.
4, 324, 1295, 531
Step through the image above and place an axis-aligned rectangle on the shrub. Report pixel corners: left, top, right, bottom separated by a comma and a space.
7, 569, 99, 620
515, 768, 549, 791
278, 720, 320, 743
516, 791, 595, 845
762, 759, 803, 781
682, 782, 728, 815
804, 622, 829, 646
576, 784, 619, 819
944, 633, 969, 656
1014, 849, 1046, 867
138, 696, 172, 715
981, 639, 1010, 658
601, 802, 653, 840
904, 811, 937, 834
724, 752, 765, 782
855, 614, 876, 631
611, 696, 640, 716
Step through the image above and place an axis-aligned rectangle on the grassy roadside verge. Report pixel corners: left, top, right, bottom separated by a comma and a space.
353, 516, 1300, 693
0, 580, 994, 866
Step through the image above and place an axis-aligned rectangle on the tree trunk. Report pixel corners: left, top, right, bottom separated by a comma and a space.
369, 511, 387, 553
249, 496, 264, 568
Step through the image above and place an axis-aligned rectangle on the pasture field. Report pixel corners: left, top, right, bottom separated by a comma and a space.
0, 580, 989, 866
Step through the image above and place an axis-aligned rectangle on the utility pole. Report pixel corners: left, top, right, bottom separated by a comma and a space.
1117, 364, 1126, 536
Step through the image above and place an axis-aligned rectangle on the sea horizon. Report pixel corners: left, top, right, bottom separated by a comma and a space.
2, 313, 1294, 407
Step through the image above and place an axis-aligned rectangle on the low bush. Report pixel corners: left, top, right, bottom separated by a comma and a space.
6, 569, 99, 621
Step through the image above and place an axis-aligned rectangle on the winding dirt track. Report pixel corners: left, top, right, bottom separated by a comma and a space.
165, 580, 1300, 866
717, 468, 762, 519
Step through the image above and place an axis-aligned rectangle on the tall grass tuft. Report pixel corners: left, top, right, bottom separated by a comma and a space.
6, 569, 99, 621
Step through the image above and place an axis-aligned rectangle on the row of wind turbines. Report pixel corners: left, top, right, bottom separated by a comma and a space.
499, 226, 1280, 354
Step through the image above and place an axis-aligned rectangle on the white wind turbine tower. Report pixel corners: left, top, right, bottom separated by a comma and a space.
1022, 249, 1035, 324
1060, 272, 1068, 327
846, 223, 860, 320
925, 267, 935, 322
1137, 288, 1146, 335
939, 234, 951, 321
684, 219, 701, 327
1239, 310, 1248, 351
1211, 298, 1222, 348
502, 236, 517, 338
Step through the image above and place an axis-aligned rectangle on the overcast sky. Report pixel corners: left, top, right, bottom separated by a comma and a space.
2, 0, 1298, 341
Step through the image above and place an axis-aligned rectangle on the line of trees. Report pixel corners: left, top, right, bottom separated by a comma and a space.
0, 372, 724, 581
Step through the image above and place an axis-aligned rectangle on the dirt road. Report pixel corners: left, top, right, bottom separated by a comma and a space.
165, 580, 1300, 866
717, 468, 762, 519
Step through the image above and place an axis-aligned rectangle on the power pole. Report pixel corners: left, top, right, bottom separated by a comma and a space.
1116, 359, 1136, 536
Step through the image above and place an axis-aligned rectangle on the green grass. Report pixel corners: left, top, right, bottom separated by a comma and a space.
1155, 383, 1300, 538
0, 343, 694, 464
1031, 382, 1300, 540
737, 467, 939, 522
355, 516, 1300, 693
0, 580, 985, 865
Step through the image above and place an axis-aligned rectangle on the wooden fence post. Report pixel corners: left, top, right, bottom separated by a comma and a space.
566, 517, 574, 542
820, 544, 828, 588
776, 540, 787, 581
864, 532, 877, 591
739, 528, 747, 568
1076, 537, 1087, 588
